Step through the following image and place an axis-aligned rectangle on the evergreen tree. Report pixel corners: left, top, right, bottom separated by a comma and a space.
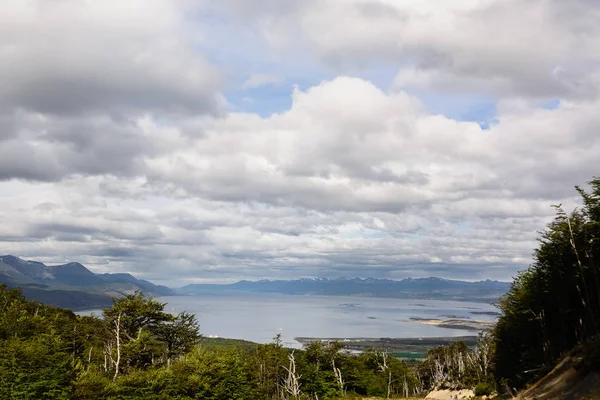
495, 177, 600, 388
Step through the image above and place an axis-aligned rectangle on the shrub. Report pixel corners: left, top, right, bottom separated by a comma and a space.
474, 382, 494, 396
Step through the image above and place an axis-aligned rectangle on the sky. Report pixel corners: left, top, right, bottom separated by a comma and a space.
1, 0, 599, 285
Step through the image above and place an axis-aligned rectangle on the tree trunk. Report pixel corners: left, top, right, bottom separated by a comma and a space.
332, 358, 345, 396
283, 351, 301, 399
113, 312, 122, 382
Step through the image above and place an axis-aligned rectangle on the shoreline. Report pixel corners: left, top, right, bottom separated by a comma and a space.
407, 317, 495, 331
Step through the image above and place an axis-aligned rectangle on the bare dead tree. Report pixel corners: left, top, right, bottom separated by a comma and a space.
476, 335, 489, 377
103, 340, 115, 373
432, 359, 447, 385
282, 351, 301, 399
377, 351, 392, 398
113, 312, 122, 382
455, 350, 465, 379
332, 358, 345, 396
415, 368, 424, 395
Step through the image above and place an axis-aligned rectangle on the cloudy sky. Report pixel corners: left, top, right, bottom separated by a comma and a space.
1, 0, 599, 285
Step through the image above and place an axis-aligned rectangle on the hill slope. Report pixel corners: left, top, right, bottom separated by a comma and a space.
0, 255, 173, 310
516, 343, 600, 400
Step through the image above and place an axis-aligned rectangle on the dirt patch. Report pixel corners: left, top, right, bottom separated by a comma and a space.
425, 389, 475, 400
517, 355, 600, 400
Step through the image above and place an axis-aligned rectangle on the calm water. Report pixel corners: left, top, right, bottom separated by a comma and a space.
79, 293, 499, 348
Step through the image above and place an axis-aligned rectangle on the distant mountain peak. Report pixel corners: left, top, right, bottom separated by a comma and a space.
0, 255, 20, 262
54, 262, 87, 269
1, 254, 173, 300
1, 255, 44, 265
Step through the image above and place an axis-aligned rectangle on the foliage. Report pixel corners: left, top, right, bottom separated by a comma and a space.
172, 347, 258, 400
0, 285, 78, 399
103, 293, 171, 339
0, 286, 425, 399
474, 381, 494, 396
0, 334, 74, 399
158, 311, 201, 363
494, 177, 600, 389
417, 333, 495, 392
101, 292, 200, 378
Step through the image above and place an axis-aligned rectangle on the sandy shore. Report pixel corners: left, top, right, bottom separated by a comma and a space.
407, 317, 495, 331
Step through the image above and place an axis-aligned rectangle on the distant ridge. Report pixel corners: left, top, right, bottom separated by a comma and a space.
178, 276, 510, 303
0, 255, 173, 310
1, 254, 511, 307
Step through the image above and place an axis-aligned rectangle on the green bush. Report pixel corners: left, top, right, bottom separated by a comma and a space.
474, 382, 494, 396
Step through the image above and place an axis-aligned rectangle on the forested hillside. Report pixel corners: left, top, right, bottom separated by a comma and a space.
0, 284, 498, 399
494, 177, 600, 393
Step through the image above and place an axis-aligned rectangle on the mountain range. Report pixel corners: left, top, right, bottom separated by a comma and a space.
1, 254, 511, 309
178, 276, 510, 303
0, 255, 173, 310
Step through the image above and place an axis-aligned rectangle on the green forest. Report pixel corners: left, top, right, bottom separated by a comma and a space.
1, 177, 599, 399
494, 177, 600, 391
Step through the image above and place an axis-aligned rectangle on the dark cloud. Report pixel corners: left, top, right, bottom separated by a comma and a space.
0, 114, 160, 182
0, 1, 222, 117
0, 0, 221, 183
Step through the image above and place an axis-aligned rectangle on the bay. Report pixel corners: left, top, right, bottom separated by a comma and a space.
78, 292, 499, 348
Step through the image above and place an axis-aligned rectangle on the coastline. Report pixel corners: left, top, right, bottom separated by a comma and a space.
407, 317, 495, 331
